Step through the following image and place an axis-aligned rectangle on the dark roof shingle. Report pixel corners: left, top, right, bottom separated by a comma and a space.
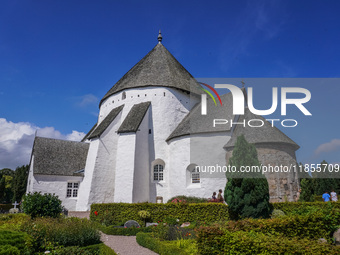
100, 43, 202, 105
32, 137, 89, 176
118, 102, 151, 133
224, 108, 299, 150
88, 105, 124, 139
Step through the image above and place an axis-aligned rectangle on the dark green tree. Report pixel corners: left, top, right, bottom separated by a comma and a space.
12, 165, 29, 202
299, 178, 315, 201
224, 135, 271, 220
312, 160, 337, 195
0, 168, 15, 203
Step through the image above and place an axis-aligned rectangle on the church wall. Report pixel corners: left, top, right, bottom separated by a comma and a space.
132, 108, 150, 202
76, 139, 100, 211
99, 87, 198, 203
87, 111, 123, 206
31, 174, 83, 211
167, 133, 229, 202
113, 133, 137, 202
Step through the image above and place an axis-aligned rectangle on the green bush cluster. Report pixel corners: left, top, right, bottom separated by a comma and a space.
50, 243, 117, 255
272, 201, 340, 214
196, 226, 340, 255
21, 217, 101, 251
136, 232, 189, 255
0, 230, 31, 254
21, 192, 63, 218
224, 211, 340, 240
90, 202, 228, 226
167, 195, 208, 203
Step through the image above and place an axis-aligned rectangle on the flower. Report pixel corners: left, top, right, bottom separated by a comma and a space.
94, 211, 98, 216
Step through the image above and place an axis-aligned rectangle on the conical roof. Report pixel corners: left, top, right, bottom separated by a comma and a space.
100, 42, 202, 105
224, 108, 300, 150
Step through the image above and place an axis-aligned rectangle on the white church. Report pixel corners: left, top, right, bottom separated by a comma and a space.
26, 32, 300, 211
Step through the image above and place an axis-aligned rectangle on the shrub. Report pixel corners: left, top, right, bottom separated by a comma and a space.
0, 230, 30, 253
99, 225, 152, 236
167, 195, 207, 203
21, 217, 101, 251
0, 213, 30, 231
53, 243, 117, 255
196, 226, 340, 254
136, 232, 189, 255
90, 202, 228, 226
224, 135, 271, 220
271, 209, 285, 218
21, 192, 63, 218
272, 201, 340, 215
0, 245, 20, 255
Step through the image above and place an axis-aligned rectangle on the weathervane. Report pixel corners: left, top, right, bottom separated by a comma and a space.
158, 30, 162, 43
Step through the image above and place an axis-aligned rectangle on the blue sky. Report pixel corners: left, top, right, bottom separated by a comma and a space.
0, 0, 340, 169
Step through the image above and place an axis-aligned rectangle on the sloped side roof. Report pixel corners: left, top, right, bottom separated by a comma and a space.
81, 123, 97, 142
166, 92, 234, 141
224, 108, 299, 150
32, 137, 89, 176
88, 105, 124, 139
118, 101, 151, 133
101, 43, 202, 105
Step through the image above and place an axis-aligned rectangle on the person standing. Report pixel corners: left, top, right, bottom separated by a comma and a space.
331, 190, 338, 202
217, 189, 224, 203
322, 191, 331, 202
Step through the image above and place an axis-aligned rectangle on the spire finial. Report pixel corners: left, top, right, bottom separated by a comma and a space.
158, 30, 162, 43
241, 80, 245, 88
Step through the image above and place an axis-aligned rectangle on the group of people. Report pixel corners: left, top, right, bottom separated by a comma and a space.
209, 189, 224, 203
322, 190, 338, 202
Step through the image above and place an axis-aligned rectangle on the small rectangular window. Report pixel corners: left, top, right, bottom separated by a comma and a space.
67, 182, 79, 198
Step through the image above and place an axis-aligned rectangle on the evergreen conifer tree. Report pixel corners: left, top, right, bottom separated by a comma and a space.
224, 135, 271, 220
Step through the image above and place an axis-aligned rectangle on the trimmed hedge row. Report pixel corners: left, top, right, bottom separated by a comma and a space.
136, 232, 188, 255
196, 226, 340, 254
0, 230, 29, 253
272, 201, 340, 214
224, 211, 340, 240
99, 225, 153, 236
90, 203, 229, 226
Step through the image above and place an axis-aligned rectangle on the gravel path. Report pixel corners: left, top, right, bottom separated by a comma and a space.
100, 232, 158, 255
68, 211, 157, 254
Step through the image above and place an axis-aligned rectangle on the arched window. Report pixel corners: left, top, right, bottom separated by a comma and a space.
191, 167, 200, 183
186, 164, 200, 186
153, 164, 164, 181
122, 91, 126, 100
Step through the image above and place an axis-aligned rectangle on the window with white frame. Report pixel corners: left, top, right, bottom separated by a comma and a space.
66, 182, 79, 198
191, 167, 200, 183
153, 164, 164, 181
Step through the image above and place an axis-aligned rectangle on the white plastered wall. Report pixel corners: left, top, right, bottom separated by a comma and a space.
30, 174, 83, 211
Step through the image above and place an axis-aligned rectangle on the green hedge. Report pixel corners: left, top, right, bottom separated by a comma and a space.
136, 232, 188, 255
272, 201, 340, 214
196, 226, 340, 254
224, 211, 340, 240
0, 230, 29, 252
99, 225, 152, 236
90, 203, 228, 226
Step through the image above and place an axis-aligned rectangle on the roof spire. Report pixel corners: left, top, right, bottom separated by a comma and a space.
158, 29, 162, 44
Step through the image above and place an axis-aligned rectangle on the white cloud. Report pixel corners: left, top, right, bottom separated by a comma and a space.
0, 118, 86, 170
314, 139, 340, 156
77, 94, 98, 107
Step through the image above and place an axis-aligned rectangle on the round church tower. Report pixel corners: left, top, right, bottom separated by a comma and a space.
224, 108, 300, 202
